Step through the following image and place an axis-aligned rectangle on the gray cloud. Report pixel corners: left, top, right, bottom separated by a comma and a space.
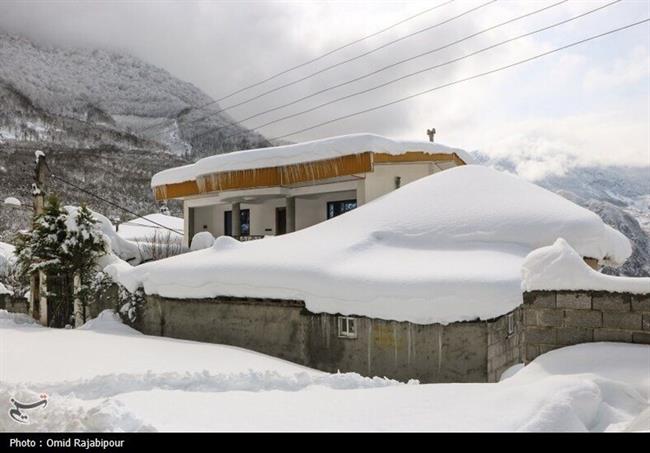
0, 0, 648, 173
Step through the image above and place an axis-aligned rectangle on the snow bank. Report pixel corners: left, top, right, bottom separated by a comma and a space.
151, 133, 472, 187
1, 313, 647, 432
189, 231, 215, 251
522, 238, 650, 294
109, 343, 649, 432
112, 166, 631, 324
78, 310, 141, 336
0, 309, 38, 327
0, 385, 154, 432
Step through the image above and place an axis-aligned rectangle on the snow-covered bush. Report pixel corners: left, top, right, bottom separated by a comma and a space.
88, 271, 145, 326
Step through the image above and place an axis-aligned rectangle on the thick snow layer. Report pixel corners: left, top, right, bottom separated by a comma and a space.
64, 206, 141, 264
116, 213, 183, 242
151, 133, 472, 187
0, 282, 11, 295
189, 231, 215, 251
0, 241, 16, 276
111, 166, 631, 324
0, 312, 647, 432
3, 196, 21, 207
522, 238, 650, 294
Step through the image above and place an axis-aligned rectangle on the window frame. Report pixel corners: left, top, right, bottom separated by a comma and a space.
337, 316, 358, 339
507, 313, 515, 337
326, 199, 357, 220
224, 208, 251, 237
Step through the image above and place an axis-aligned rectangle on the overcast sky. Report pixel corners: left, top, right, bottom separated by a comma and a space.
0, 0, 648, 179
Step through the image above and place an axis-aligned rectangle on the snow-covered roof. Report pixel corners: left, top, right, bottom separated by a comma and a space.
522, 238, 649, 294
117, 213, 183, 242
110, 166, 632, 324
151, 133, 472, 187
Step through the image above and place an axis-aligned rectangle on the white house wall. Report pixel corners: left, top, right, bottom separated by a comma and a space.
295, 190, 358, 231
181, 162, 442, 246
361, 162, 438, 203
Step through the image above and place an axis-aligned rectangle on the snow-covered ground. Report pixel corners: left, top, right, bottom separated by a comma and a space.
1, 310, 648, 432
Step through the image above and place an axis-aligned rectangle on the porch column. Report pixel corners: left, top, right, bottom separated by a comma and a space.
232, 202, 241, 237
286, 196, 296, 233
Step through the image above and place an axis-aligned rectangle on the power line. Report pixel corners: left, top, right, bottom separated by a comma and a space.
213, 0, 456, 104
45, 169, 183, 236
136, 0, 455, 136
138, 0, 492, 135
267, 18, 649, 141
182, 0, 570, 143
192, 0, 622, 143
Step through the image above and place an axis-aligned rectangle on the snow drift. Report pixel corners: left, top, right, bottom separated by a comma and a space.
110, 166, 632, 324
522, 238, 650, 293
1, 310, 647, 432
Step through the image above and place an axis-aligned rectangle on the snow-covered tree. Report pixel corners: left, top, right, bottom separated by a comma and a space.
14, 195, 109, 327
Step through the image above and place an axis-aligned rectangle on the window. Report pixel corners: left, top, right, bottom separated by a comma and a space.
224, 209, 250, 236
337, 316, 357, 339
327, 199, 357, 219
507, 313, 515, 336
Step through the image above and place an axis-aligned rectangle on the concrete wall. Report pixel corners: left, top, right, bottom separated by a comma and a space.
522, 291, 650, 362
140, 295, 491, 383
0, 295, 29, 315
486, 308, 523, 382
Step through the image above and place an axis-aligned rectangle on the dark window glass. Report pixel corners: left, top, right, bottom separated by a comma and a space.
327, 199, 357, 219
224, 209, 250, 236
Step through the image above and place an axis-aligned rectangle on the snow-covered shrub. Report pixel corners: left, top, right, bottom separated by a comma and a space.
134, 230, 185, 262
88, 271, 145, 326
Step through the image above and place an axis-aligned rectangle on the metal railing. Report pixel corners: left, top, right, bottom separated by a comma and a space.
232, 235, 265, 242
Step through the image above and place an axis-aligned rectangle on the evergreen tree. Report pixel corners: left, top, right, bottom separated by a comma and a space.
15, 195, 68, 277
65, 204, 109, 311
14, 196, 109, 327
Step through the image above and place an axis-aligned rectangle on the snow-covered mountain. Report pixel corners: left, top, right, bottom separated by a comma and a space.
0, 33, 269, 157
472, 151, 650, 277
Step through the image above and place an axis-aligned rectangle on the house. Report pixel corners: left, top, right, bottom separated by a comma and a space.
150, 134, 471, 247
108, 165, 647, 383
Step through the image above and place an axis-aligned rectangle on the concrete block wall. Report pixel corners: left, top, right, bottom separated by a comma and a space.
522, 291, 650, 362
0, 295, 29, 315
486, 307, 523, 382
142, 295, 491, 383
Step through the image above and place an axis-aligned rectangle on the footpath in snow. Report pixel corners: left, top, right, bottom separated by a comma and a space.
0, 310, 648, 432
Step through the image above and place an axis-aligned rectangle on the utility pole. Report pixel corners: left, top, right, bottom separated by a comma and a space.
30, 150, 47, 325
426, 128, 436, 143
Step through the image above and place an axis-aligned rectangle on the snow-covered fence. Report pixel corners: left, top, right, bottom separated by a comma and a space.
522, 291, 650, 362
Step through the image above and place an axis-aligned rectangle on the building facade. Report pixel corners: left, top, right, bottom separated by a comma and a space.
150, 134, 469, 247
